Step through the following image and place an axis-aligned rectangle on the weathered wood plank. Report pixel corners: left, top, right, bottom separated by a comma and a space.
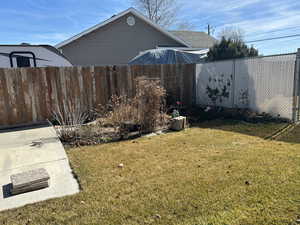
54, 67, 64, 115
0, 69, 10, 125
36, 67, 48, 120
44, 67, 54, 117
95, 66, 107, 107
4, 69, 18, 123
20, 68, 33, 123
40, 68, 51, 119
70, 67, 81, 109
79, 66, 92, 110
15, 69, 27, 123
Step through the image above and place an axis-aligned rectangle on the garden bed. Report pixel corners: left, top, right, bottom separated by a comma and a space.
55, 122, 170, 148
54, 104, 290, 148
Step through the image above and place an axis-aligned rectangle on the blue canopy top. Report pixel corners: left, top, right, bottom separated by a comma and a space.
129, 49, 207, 65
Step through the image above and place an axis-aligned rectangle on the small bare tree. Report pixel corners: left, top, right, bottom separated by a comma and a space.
132, 0, 179, 28
135, 77, 166, 133
175, 21, 196, 30
217, 26, 245, 42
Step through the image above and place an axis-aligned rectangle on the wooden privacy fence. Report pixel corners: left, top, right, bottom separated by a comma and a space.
0, 64, 195, 127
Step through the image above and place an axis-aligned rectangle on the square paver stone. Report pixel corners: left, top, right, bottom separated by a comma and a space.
10, 168, 50, 195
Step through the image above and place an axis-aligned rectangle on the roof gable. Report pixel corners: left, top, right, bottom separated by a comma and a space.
169, 31, 217, 48
55, 8, 190, 49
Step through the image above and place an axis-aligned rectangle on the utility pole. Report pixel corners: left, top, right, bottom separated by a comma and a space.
207, 24, 215, 36
207, 24, 211, 35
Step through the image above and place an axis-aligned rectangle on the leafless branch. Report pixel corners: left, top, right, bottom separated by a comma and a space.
132, 0, 181, 28
217, 26, 245, 42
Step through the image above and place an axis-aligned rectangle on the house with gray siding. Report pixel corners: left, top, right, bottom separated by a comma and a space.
56, 8, 216, 66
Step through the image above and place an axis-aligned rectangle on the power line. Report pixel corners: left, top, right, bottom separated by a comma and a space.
246, 34, 300, 43
246, 25, 300, 38
209, 24, 300, 42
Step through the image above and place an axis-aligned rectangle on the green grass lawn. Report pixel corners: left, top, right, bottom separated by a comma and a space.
1, 120, 300, 225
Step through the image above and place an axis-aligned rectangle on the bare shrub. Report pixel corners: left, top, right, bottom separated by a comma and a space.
103, 77, 167, 134
135, 78, 167, 133
104, 95, 139, 128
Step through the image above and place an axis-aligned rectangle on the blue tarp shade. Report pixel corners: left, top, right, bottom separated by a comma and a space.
129, 49, 206, 65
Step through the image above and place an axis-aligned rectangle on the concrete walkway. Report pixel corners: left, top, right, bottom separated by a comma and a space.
0, 125, 79, 211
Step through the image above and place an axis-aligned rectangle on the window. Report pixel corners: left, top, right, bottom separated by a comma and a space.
9, 51, 36, 68
16, 56, 30, 67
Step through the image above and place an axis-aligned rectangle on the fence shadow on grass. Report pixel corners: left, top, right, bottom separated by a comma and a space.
190, 118, 285, 139
189, 118, 300, 145
276, 124, 300, 144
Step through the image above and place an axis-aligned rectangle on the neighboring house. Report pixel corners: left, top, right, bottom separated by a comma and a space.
56, 8, 216, 66
169, 31, 216, 49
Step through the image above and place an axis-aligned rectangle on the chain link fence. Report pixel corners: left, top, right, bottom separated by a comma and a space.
196, 53, 298, 121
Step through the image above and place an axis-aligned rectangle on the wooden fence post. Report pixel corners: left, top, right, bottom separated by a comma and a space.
292, 48, 300, 122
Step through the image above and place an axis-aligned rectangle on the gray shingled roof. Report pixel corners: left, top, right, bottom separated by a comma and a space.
169, 30, 217, 48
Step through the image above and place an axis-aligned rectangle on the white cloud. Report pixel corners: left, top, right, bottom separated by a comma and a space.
1, 32, 72, 45
32, 33, 72, 42
177, 0, 300, 54
222, 4, 300, 36
180, 0, 264, 14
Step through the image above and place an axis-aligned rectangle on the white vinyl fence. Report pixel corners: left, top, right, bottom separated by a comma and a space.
196, 53, 297, 120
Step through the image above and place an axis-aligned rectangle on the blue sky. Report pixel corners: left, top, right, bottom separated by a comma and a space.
1, 0, 300, 55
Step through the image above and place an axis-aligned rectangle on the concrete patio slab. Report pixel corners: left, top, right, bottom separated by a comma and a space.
0, 126, 79, 211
